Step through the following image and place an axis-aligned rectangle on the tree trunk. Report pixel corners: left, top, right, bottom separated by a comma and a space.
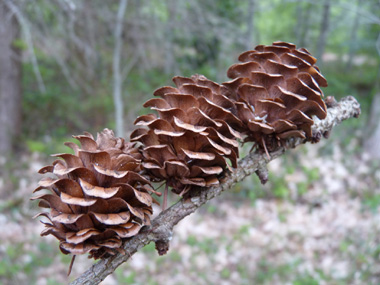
346, 0, 361, 71
296, 2, 312, 47
316, 0, 331, 65
364, 93, 380, 160
164, 0, 177, 75
0, 2, 22, 155
245, 0, 256, 50
113, 0, 128, 137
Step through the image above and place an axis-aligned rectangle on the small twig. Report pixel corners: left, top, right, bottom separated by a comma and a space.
70, 96, 361, 285
162, 183, 168, 211
68, 255, 76, 276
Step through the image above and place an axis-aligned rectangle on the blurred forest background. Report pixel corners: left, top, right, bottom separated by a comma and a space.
0, 0, 380, 284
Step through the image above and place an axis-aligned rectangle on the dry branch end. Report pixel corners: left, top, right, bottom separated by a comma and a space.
70, 95, 361, 285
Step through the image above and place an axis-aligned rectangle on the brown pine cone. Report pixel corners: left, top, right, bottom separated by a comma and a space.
222, 41, 328, 151
32, 129, 156, 260
131, 75, 242, 195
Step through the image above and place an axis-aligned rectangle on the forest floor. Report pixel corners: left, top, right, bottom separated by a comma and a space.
1, 137, 380, 285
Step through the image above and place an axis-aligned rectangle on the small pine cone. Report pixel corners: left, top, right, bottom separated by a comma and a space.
131, 75, 242, 195
222, 41, 328, 151
32, 129, 155, 260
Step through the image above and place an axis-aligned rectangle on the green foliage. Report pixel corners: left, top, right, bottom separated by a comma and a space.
0, 241, 57, 283
12, 39, 27, 50
187, 235, 198, 246
256, 1, 299, 44
25, 137, 76, 155
220, 268, 231, 279
363, 194, 380, 212
292, 275, 319, 285
142, 242, 157, 253
254, 259, 302, 283
323, 62, 378, 99
115, 268, 137, 284
19, 0, 379, 159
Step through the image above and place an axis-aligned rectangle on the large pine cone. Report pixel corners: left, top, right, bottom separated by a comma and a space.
222, 41, 327, 150
32, 129, 155, 259
131, 75, 242, 195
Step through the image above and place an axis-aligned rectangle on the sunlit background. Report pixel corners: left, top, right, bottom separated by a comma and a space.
0, 0, 379, 284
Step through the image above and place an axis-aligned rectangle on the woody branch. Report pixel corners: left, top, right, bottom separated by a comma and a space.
70, 96, 360, 285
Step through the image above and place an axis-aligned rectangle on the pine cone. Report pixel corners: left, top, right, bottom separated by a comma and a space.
131, 75, 242, 195
32, 129, 155, 260
222, 41, 327, 151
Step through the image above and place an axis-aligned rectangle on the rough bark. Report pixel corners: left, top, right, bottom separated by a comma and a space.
164, 0, 177, 75
364, 93, 380, 159
70, 96, 361, 285
346, 0, 361, 71
245, 0, 256, 50
364, 32, 380, 159
316, 0, 331, 64
113, 0, 128, 137
296, 2, 312, 47
5, 0, 45, 94
0, 2, 22, 155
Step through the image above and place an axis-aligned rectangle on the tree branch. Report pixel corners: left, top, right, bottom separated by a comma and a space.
4, 0, 46, 94
70, 96, 361, 285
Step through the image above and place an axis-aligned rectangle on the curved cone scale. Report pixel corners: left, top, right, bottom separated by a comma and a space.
192, 165, 224, 176
133, 189, 153, 206
292, 49, 317, 65
287, 109, 314, 125
60, 242, 99, 255
182, 149, 216, 161
273, 41, 297, 49
227, 62, 262, 78
179, 177, 206, 187
143, 98, 171, 109
173, 117, 208, 133
108, 223, 141, 238
264, 60, 298, 79
154, 129, 185, 137
125, 203, 145, 222
92, 212, 131, 225
164, 161, 191, 178
205, 177, 220, 187
32, 129, 154, 261
51, 211, 84, 224
163, 93, 199, 108
76, 228, 99, 236
277, 129, 306, 139
272, 120, 297, 133
79, 179, 120, 199
52, 153, 83, 169
66, 229, 100, 244
78, 150, 111, 170
33, 194, 73, 213
64, 142, 80, 155
265, 45, 291, 54
153, 86, 178, 97
172, 76, 196, 87
60, 192, 97, 206
73, 135, 98, 151
93, 164, 128, 179
38, 165, 54, 174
